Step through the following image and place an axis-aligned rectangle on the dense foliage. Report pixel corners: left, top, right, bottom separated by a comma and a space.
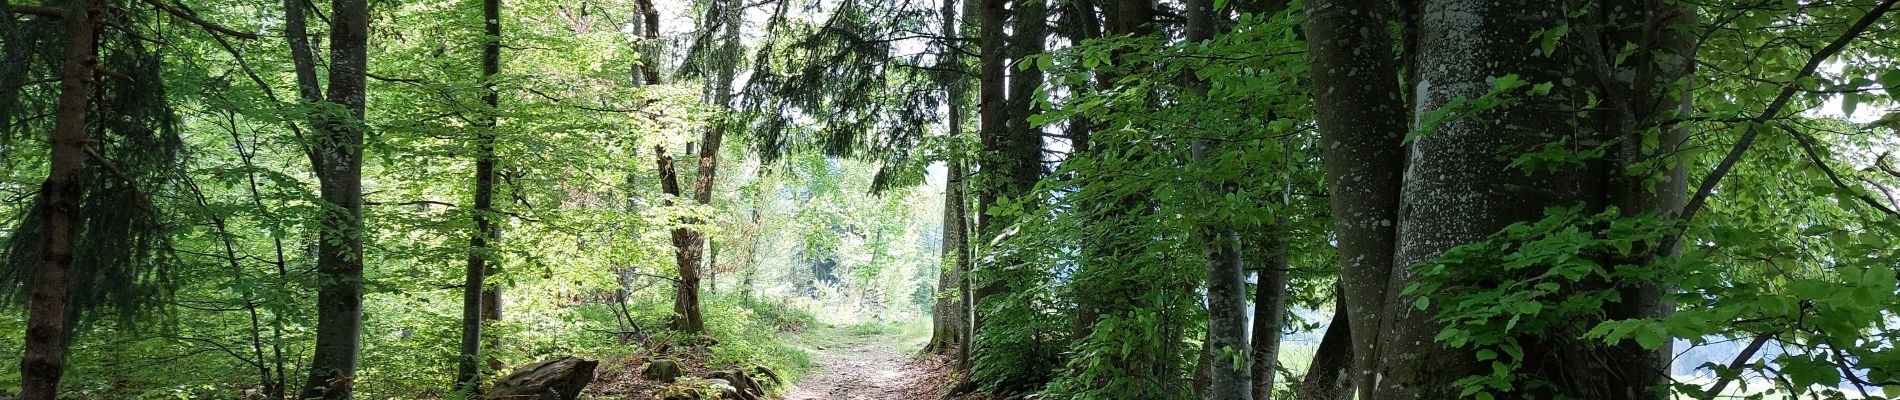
4, 0, 1900, 399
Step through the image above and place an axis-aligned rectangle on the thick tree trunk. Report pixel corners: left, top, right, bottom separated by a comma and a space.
1249, 230, 1288, 400
17, 2, 97, 399
1304, 0, 1697, 397
299, 0, 370, 397
1373, 2, 1587, 398
1003, 0, 1044, 164
457, 0, 503, 392
969, 0, 1006, 333
1300, 0, 1407, 396
1295, 302, 1353, 400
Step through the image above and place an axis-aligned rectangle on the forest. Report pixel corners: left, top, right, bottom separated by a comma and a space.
2, 0, 1899, 399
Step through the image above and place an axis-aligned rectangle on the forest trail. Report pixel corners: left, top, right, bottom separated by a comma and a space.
780, 324, 949, 400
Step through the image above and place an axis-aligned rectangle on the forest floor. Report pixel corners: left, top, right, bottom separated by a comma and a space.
778, 323, 959, 400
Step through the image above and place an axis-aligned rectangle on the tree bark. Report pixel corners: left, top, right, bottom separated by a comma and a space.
663, 0, 742, 334
1586, 3, 1695, 398
925, 0, 971, 356
633, 0, 660, 85
17, 2, 97, 399
657, 146, 706, 333
457, 0, 503, 392
969, 0, 1007, 332
1372, 1, 1589, 398
1249, 230, 1288, 400
1300, 0, 1406, 396
1184, 0, 1250, 398
299, 0, 371, 397
1295, 301, 1353, 400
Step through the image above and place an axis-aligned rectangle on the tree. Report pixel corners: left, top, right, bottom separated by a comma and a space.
16, 2, 101, 398
456, 0, 504, 392
1183, 0, 1249, 398
294, 0, 371, 396
1300, 0, 1406, 395
1305, 0, 1704, 397
924, 0, 972, 357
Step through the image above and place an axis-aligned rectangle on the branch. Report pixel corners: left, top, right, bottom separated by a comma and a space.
1705, 332, 1774, 396
82, 143, 158, 213
1680, 0, 1899, 224
522, 86, 666, 118
140, 0, 259, 39
625, 270, 680, 283
365, 200, 458, 208
1781, 123, 1900, 216
5, 4, 64, 17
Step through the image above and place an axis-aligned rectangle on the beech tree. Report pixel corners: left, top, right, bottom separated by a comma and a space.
292, 0, 371, 397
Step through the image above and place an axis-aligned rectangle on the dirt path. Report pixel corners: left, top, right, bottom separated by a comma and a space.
780, 325, 946, 400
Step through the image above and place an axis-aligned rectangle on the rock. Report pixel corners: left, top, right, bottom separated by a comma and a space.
704, 378, 741, 399
706, 370, 762, 400
749, 365, 780, 387
657, 377, 742, 400
642, 358, 685, 382
657, 384, 702, 400
484, 356, 598, 400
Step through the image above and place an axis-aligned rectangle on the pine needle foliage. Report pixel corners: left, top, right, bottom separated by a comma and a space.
0, 2, 183, 330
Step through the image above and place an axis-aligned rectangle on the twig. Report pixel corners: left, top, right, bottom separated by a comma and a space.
1781, 123, 1900, 216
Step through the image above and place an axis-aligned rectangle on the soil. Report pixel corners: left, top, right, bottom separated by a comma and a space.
779, 327, 958, 400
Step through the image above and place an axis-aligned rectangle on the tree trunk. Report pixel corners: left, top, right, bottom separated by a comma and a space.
741, 207, 761, 300
1182, 0, 1250, 398
657, 146, 706, 333
457, 0, 503, 392
1295, 301, 1353, 400
1588, 3, 1694, 398
1300, 0, 1407, 396
925, 0, 970, 356
1249, 230, 1288, 400
1372, 1, 1590, 398
297, 0, 370, 397
927, 158, 969, 353
969, 0, 1006, 332
633, 0, 660, 85
17, 2, 97, 399
1068, 2, 1156, 381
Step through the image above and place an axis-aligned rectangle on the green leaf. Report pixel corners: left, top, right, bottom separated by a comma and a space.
1632, 323, 1667, 350
1879, 70, 1900, 91
1779, 355, 1840, 389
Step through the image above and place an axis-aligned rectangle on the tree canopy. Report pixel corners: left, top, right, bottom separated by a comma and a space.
2, 0, 1900, 399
